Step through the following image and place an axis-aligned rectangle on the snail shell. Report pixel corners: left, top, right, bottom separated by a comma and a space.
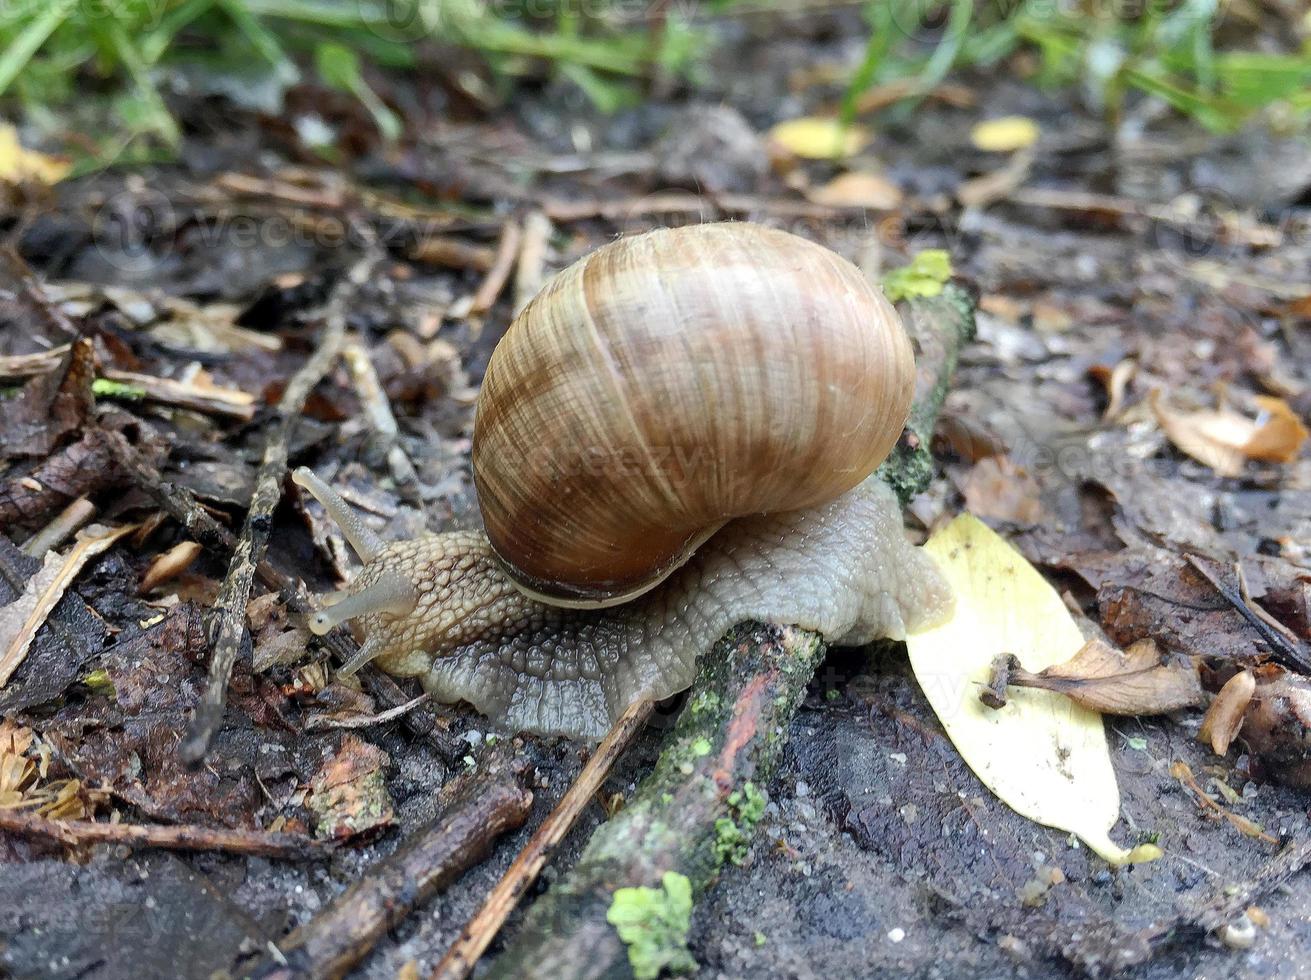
472, 222, 914, 607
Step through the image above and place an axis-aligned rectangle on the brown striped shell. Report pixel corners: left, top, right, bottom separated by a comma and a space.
471, 222, 915, 607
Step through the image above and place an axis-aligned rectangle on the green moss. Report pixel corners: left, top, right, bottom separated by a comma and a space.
713, 781, 768, 866
606, 871, 697, 980
80, 668, 115, 697
690, 737, 712, 757
881, 250, 953, 302
685, 690, 721, 718
91, 378, 146, 400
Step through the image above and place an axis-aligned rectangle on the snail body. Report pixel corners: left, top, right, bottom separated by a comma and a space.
296, 223, 952, 739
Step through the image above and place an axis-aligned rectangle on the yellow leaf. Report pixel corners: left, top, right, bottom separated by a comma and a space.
805, 171, 902, 209
970, 115, 1041, 153
906, 514, 1160, 866
0, 125, 71, 185
768, 117, 867, 160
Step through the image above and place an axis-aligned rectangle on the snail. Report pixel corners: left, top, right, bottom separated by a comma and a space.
293, 223, 953, 739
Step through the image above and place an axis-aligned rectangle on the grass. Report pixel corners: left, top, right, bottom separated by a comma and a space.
0, 0, 1306, 163
0, 0, 700, 161
842, 0, 1311, 133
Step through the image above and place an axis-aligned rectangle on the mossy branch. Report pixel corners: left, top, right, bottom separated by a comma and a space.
483, 285, 977, 979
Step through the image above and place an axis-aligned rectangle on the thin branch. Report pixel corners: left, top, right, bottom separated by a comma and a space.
0, 808, 331, 859
432, 698, 654, 980
182, 249, 380, 764
251, 746, 533, 980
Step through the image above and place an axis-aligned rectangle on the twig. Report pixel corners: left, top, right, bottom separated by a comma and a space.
480, 287, 977, 979
341, 342, 421, 501
408, 235, 497, 272
542, 191, 852, 224
251, 746, 533, 980
303, 692, 430, 731
877, 281, 979, 506
0, 345, 69, 380
21, 497, 95, 557
433, 698, 654, 980
1006, 186, 1283, 248
1185, 554, 1311, 674
468, 219, 523, 318
181, 250, 379, 764
98, 368, 257, 420
512, 211, 552, 315
0, 808, 331, 859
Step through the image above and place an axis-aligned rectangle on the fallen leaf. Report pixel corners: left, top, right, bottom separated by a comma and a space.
805, 170, 902, 209
956, 147, 1034, 208
1007, 637, 1204, 715
139, 540, 204, 593
1150, 390, 1309, 477
970, 115, 1041, 152
307, 734, 393, 839
906, 514, 1160, 866
960, 454, 1044, 525
0, 524, 137, 688
767, 117, 867, 159
1199, 669, 1255, 755
881, 249, 954, 302
1089, 357, 1136, 420
0, 125, 71, 185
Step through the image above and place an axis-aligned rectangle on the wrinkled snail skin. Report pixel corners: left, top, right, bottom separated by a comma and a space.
294, 221, 954, 740
301, 474, 952, 740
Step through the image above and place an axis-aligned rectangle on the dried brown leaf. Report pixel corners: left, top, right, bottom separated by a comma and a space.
306, 734, 393, 840
805, 171, 903, 210
1150, 390, 1309, 477
961, 455, 1044, 525
1008, 637, 1204, 715
0, 523, 137, 688
140, 540, 204, 593
1199, 670, 1256, 756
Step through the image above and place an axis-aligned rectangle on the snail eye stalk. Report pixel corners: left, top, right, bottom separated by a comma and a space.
292, 466, 383, 562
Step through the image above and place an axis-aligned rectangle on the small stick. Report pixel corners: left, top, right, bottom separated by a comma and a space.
542, 191, 850, 224
341, 342, 421, 501
0, 808, 331, 859
512, 211, 552, 315
0, 345, 70, 380
408, 235, 497, 272
432, 697, 654, 980
182, 249, 379, 764
98, 368, 257, 421
468, 219, 523, 318
252, 746, 533, 980
116, 440, 454, 750
1185, 554, 1311, 674
304, 692, 430, 731
21, 497, 96, 557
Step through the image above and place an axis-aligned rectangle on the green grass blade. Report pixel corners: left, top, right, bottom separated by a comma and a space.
0, 0, 73, 96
